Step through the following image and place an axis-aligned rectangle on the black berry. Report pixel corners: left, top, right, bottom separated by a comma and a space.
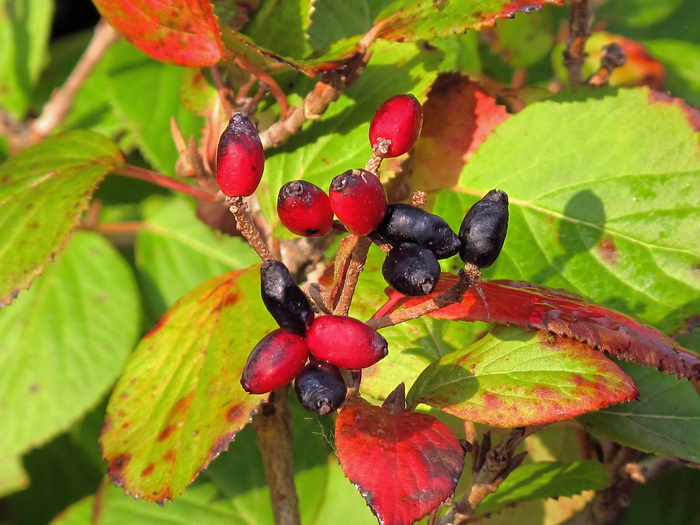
294, 360, 347, 414
261, 261, 314, 335
376, 203, 461, 259
382, 243, 441, 296
458, 189, 509, 268
241, 329, 309, 394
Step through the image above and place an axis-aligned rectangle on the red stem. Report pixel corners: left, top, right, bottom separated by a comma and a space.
112, 164, 219, 202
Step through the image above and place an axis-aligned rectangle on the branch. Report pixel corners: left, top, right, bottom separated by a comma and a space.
440, 425, 546, 524
251, 387, 301, 525
332, 235, 372, 316
226, 196, 275, 262
112, 164, 220, 202
563, 0, 593, 86
32, 20, 120, 138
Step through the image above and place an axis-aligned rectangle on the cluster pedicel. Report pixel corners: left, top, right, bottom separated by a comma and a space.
230, 95, 510, 415
216, 113, 265, 197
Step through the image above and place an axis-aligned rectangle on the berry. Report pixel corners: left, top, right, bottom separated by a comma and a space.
277, 180, 333, 237
458, 189, 509, 268
382, 243, 441, 296
260, 261, 314, 335
307, 315, 388, 370
376, 203, 461, 259
294, 360, 347, 414
216, 113, 265, 197
329, 169, 387, 236
240, 329, 309, 394
369, 94, 422, 157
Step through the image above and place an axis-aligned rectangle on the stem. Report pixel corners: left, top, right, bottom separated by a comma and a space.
226, 196, 274, 262
563, 0, 592, 86
112, 164, 219, 202
587, 43, 627, 87
366, 270, 472, 330
332, 235, 372, 316
32, 20, 120, 137
252, 388, 301, 525
365, 139, 390, 174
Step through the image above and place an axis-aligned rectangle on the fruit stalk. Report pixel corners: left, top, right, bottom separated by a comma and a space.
226, 196, 274, 262
251, 387, 301, 525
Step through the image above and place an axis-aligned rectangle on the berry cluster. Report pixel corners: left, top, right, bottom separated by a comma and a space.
240, 261, 387, 413
216, 95, 510, 414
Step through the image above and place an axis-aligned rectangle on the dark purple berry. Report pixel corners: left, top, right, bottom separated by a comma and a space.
294, 361, 347, 414
382, 243, 441, 296
216, 113, 265, 197
376, 203, 461, 259
329, 169, 387, 236
241, 329, 309, 394
277, 180, 334, 237
369, 94, 423, 157
307, 315, 388, 370
261, 261, 314, 335
458, 189, 509, 268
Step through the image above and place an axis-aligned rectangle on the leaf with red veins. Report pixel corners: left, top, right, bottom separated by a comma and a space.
374, 275, 700, 381
93, 0, 222, 67
407, 325, 639, 427
335, 396, 464, 525
376, 0, 564, 42
406, 75, 510, 194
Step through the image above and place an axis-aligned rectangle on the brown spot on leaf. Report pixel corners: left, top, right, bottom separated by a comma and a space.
28, 383, 40, 393
158, 424, 177, 442
227, 404, 246, 422
141, 463, 155, 477
107, 453, 131, 487
598, 236, 619, 265
482, 393, 504, 409
163, 448, 177, 463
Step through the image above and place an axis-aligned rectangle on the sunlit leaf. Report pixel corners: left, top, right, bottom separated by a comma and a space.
407, 326, 638, 427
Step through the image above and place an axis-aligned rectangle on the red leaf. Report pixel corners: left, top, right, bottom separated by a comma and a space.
405, 75, 510, 194
335, 396, 464, 525
374, 275, 700, 381
94, 0, 222, 67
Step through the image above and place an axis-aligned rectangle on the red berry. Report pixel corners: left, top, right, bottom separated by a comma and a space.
369, 94, 422, 158
277, 180, 334, 237
240, 329, 309, 394
216, 113, 265, 197
329, 169, 387, 236
306, 315, 388, 370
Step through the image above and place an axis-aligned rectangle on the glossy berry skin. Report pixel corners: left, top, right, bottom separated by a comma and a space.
216, 113, 265, 197
307, 315, 388, 370
261, 261, 314, 335
376, 203, 461, 259
329, 169, 387, 236
382, 243, 441, 296
369, 94, 422, 157
294, 360, 347, 414
277, 180, 333, 237
240, 329, 309, 394
458, 189, 509, 268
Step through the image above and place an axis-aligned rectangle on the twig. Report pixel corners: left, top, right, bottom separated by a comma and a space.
332, 235, 372, 316
440, 426, 546, 524
226, 196, 274, 262
366, 270, 473, 330
563, 0, 593, 86
208, 65, 235, 117
32, 20, 120, 138
112, 164, 219, 202
365, 138, 390, 174
587, 43, 627, 87
251, 387, 301, 525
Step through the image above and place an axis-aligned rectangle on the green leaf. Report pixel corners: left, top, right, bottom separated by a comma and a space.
0, 0, 53, 117
100, 267, 277, 502
135, 197, 258, 319
451, 87, 700, 334
308, 0, 394, 50
578, 362, 700, 465
0, 130, 123, 304
0, 456, 28, 497
257, 39, 442, 227
407, 325, 639, 427
645, 39, 700, 107
375, 0, 563, 42
105, 40, 204, 175
476, 461, 610, 517
245, 0, 313, 59
0, 231, 140, 462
